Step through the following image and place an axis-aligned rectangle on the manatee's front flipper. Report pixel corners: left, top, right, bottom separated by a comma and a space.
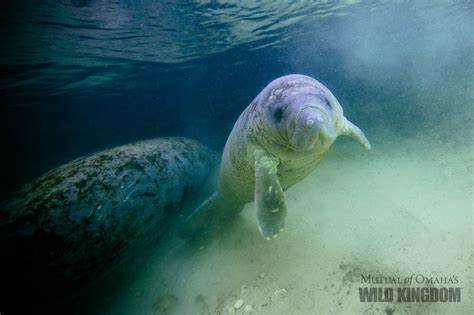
254, 149, 287, 240
340, 117, 371, 150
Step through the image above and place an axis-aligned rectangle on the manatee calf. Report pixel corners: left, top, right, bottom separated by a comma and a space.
183, 74, 370, 240
0, 137, 217, 313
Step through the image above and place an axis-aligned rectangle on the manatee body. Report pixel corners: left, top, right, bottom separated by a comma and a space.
0, 137, 217, 303
184, 74, 370, 239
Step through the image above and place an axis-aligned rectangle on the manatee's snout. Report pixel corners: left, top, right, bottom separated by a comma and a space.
289, 107, 334, 150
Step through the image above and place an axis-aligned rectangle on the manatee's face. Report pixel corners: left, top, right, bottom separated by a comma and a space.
266, 90, 338, 153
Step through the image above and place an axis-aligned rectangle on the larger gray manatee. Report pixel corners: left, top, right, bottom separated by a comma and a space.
183, 74, 370, 239
0, 137, 218, 312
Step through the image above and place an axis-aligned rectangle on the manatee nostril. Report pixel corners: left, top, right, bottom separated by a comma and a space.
305, 116, 324, 128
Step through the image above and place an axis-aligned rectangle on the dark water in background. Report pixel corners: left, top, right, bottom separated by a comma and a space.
1, 0, 473, 196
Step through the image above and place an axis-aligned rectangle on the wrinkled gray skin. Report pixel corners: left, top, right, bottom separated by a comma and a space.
184, 74, 370, 240
0, 137, 218, 292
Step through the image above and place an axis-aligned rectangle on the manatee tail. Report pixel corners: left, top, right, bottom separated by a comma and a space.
179, 192, 242, 240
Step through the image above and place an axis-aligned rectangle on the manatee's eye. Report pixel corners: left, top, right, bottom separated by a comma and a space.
323, 98, 332, 109
273, 107, 284, 122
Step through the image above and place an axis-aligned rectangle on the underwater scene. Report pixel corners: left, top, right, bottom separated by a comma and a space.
0, 1, 472, 314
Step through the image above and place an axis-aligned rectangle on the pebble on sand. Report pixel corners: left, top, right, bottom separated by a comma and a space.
244, 304, 254, 313
234, 299, 244, 309
274, 288, 287, 297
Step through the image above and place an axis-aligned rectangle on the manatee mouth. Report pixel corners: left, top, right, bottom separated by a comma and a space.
287, 106, 330, 150
301, 107, 327, 127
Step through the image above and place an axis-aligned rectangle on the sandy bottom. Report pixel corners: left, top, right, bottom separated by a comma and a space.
85, 132, 472, 315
